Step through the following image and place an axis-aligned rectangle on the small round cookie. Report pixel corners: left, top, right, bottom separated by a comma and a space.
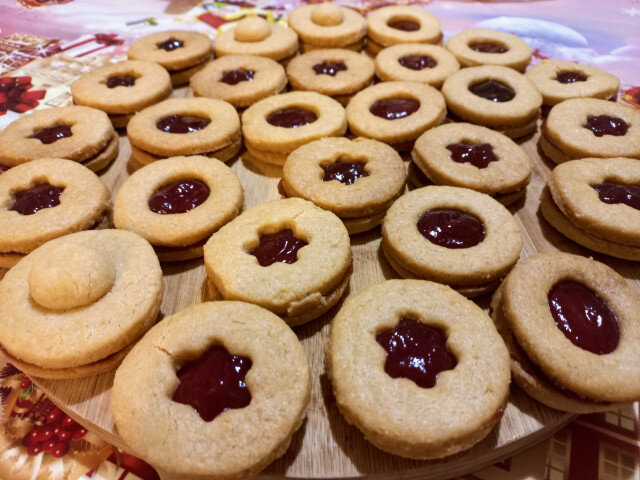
346, 81, 446, 151
128, 30, 213, 86
375, 43, 460, 88
286, 49, 375, 106
501, 252, 640, 403
366, 6, 442, 55
0, 229, 163, 378
111, 301, 310, 480
327, 279, 510, 459
127, 97, 241, 167
282, 137, 406, 234
70, 60, 172, 128
204, 198, 352, 326
214, 17, 298, 64
114, 156, 243, 262
442, 65, 542, 138
0, 158, 110, 268
540, 98, 640, 163
382, 186, 522, 297
288, 3, 366, 50
445, 29, 532, 72
411, 123, 531, 205
190, 54, 286, 108
242, 91, 347, 166
0, 105, 118, 172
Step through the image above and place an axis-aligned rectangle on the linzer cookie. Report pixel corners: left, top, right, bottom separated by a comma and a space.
190, 54, 287, 108
282, 137, 406, 234
126, 97, 241, 169
111, 301, 310, 480
346, 81, 446, 151
204, 198, 352, 326
286, 49, 375, 106
442, 65, 542, 138
127, 30, 213, 86
539, 98, 640, 163
445, 29, 532, 72
494, 252, 640, 409
327, 279, 510, 459
114, 156, 243, 262
382, 186, 522, 297
0, 229, 163, 379
70, 60, 172, 128
0, 105, 118, 172
411, 123, 531, 206
242, 91, 347, 166
0, 158, 110, 269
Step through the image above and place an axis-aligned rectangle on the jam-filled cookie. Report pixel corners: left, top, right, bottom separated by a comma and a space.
286, 49, 375, 106
327, 279, 510, 459
204, 198, 352, 326
540, 98, 640, 163
346, 81, 446, 151
445, 29, 532, 72
111, 301, 309, 480
128, 30, 213, 86
0, 229, 163, 379
127, 97, 241, 169
382, 186, 522, 297
288, 3, 366, 52
411, 123, 531, 205
190, 54, 286, 108
282, 137, 406, 234
70, 60, 172, 128
375, 43, 460, 88
0, 105, 118, 172
494, 252, 640, 408
242, 91, 347, 166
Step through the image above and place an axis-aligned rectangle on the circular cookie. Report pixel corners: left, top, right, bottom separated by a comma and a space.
327, 279, 510, 459
0, 105, 118, 172
190, 54, 286, 108
411, 123, 531, 205
286, 49, 375, 106
540, 98, 640, 163
0, 229, 163, 376
501, 252, 640, 403
375, 43, 460, 88
242, 91, 347, 166
0, 158, 110, 268
70, 60, 172, 128
282, 137, 406, 234
445, 29, 532, 72
288, 3, 366, 49
367, 6, 442, 54
382, 186, 522, 297
346, 81, 446, 151
204, 198, 352, 326
114, 156, 243, 262
111, 301, 310, 480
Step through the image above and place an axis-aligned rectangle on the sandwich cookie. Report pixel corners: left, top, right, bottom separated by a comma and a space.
445, 29, 532, 72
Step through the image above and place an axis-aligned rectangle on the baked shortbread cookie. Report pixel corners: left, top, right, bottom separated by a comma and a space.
445, 29, 532, 72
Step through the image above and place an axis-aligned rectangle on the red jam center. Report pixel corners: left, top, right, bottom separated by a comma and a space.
470, 42, 508, 53
156, 114, 211, 133
548, 281, 620, 355
370, 98, 420, 120
322, 160, 369, 185
376, 317, 457, 388
106, 75, 136, 88
9, 183, 64, 215
446, 142, 498, 169
250, 229, 308, 266
469, 79, 515, 102
220, 69, 255, 85
312, 61, 348, 76
387, 20, 420, 31
266, 108, 317, 128
398, 54, 437, 70
172, 345, 252, 422
148, 178, 210, 214
417, 208, 485, 249
556, 71, 587, 84
592, 183, 640, 211
583, 115, 628, 137
157, 38, 184, 51
32, 125, 72, 144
